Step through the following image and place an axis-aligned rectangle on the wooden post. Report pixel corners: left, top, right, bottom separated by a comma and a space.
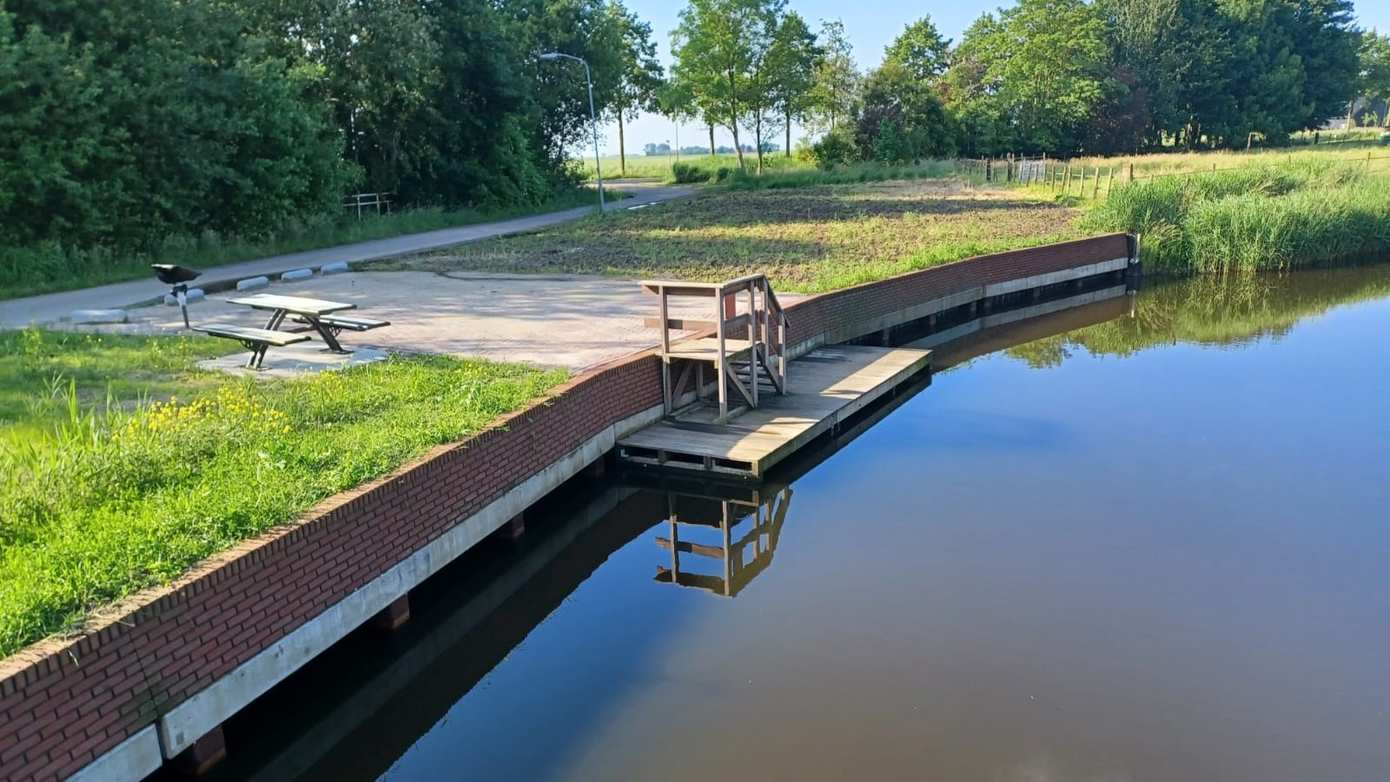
715, 286, 727, 422
1092, 166, 1101, 198
1128, 162, 1135, 182
1105, 166, 1115, 197
1063, 164, 1072, 195
659, 287, 671, 415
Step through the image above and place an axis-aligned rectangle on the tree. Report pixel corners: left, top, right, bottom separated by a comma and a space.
1097, 0, 1231, 148
671, 0, 782, 171
1, 0, 351, 249
606, 2, 663, 175
1359, 30, 1390, 126
883, 16, 951, 83
766, 11, 821, 157
807, 19, 859, 133
941, 0, 1113, 155
856, 60, 957, 161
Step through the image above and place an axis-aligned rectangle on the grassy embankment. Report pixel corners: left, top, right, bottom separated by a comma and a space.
1082, 160, 1390, 274
0, 329, 564, 656
0, 189, 602, 301
384, 176, 1082, 294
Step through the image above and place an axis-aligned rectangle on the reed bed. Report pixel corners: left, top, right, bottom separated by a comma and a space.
1083, 162, 1390, 274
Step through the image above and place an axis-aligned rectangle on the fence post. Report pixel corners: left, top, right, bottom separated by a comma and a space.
1063, 164, 1072, 195
1128, 162, 1135, 182
1105, 166, 1114, 197
1092, 166, 1101, 198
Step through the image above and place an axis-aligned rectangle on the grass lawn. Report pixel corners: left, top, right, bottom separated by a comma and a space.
379, 179, 1084, 294
0, 329, 564, 656
0, 189, 602, 302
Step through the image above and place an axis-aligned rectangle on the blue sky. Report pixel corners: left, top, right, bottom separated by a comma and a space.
593, 0, 1390, 159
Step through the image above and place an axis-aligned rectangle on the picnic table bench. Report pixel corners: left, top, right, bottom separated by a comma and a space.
195, 293, 389, 369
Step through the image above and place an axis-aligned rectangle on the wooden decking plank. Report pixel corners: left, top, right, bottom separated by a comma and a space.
620, 345, 930, 476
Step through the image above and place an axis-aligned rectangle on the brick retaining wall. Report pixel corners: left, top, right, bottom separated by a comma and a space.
0, 233, 1130, 782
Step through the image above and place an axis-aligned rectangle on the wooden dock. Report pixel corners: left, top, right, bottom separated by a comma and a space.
618, 344, 930, 478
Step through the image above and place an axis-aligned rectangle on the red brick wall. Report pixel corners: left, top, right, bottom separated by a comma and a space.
0, 233, 1128, 782
783, 234, 1131, 349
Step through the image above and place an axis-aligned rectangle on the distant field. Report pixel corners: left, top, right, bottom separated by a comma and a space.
579, 152, 811, 181
378, 179, 1082, 294
1067, 137, 1388, 179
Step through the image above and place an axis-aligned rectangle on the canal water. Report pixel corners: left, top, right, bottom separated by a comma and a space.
197, 266, 1390, 782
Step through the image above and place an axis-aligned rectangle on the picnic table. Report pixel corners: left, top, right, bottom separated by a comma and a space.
228, 293, 358, 353
194, 293, 389, 369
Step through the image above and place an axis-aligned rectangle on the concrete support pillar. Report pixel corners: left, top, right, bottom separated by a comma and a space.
585, 457, 607, 480
371, 595, 411, 632
173, 726, 226, 776
505, 512, 526, 540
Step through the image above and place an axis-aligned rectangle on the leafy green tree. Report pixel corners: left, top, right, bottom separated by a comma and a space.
883, 16, 951, 83
856, 60, 958, 161
671, 0, 783, 171
606, 2, 664, 176
763, 11, 821, 157
807, 19, 859, 133
1359, 30, 1390, 126
1, 0, 350, 250
942, 0, 1113, 155
1097, 0, 1232, 148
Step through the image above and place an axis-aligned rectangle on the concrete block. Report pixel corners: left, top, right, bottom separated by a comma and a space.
320, 261, 350, 275
70, 308, 127, 324
280, 268, 313, 282
236, 276, 270, 291
163, 288, 205, 305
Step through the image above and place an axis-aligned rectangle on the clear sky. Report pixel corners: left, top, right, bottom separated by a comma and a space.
588, 0, 1390, 161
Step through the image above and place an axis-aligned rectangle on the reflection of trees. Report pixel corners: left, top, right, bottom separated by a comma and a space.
1005, 266, 1390, 368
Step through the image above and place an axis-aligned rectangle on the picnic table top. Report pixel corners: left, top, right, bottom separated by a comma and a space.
227, 294, 356, 316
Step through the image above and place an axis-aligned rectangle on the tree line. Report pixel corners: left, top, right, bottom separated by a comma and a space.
1, 0, 1384, 262
663, 0, 1383, 167
0, 0, 662, 257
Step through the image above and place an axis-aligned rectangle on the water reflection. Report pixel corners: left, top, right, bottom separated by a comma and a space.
653, 483, 793, 598
193, 263, 1390, 782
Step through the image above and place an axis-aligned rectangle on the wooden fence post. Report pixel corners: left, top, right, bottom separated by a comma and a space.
1105, 166, 1114, 197
1063, 164, 1072, 195
1128, 162, 1135, 182
1092, 166, 1101, 198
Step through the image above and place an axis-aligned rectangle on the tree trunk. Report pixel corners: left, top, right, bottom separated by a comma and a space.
709, 123, 716, 156
617, 113, 626, 176
731, 118, 746, 170
754, 114, 764, 174
785, 110, 792, 157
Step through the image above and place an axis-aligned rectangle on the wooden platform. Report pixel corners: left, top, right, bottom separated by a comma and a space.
619, 345, 931, 478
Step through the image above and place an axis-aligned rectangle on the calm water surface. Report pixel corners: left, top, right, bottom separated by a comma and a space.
203, 267, 1390, 782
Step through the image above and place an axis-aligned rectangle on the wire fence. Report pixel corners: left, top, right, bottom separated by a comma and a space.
954, 151, 1390, 200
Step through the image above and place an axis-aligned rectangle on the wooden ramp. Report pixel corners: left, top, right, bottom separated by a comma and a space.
619, 345, 930, 478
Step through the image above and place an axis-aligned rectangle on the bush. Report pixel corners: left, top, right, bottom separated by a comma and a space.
808, 129, 859, 169
670, 162, 712, 183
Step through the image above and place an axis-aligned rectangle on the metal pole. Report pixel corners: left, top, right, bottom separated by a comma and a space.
582, 59, 605, 212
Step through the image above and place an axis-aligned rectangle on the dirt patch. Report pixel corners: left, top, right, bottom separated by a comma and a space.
379, 179, 1084, 293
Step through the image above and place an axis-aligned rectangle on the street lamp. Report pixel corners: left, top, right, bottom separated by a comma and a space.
539, 51, 605, 212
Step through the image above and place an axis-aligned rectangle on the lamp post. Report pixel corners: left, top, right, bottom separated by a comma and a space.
539, 51, 604, 212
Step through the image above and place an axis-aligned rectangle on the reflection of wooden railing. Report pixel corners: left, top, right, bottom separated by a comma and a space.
653, 484, 793, 598
642, 275, 789, 423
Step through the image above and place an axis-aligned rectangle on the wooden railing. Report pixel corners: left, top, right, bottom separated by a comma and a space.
642, 274, 789, 423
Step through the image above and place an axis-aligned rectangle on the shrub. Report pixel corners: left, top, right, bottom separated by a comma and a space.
808, 128, 859, 169
670, 162, 712, 183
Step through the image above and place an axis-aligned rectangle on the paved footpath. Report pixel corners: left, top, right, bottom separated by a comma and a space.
0, 182, 693, 329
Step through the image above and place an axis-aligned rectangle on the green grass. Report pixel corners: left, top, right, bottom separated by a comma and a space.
0, 329, 564, 656
0, 189, 601, 301
1083, 161, 1390, 274
378, 179, 1083, 294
